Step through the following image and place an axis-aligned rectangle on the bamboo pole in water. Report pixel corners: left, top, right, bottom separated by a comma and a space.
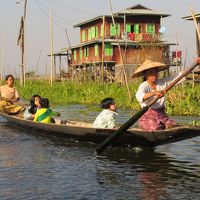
108, 0, 132, 101
65, 28, 72, 75
1, 35, 5, 84
190, 6, 200, 53
50, 8, 54, 86
101, 16, 105, 84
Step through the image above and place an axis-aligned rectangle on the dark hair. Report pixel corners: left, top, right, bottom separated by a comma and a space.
40, 98, 50, 108
100, 97, 115, 109
28, 95, 41, 114
5, 74, 14, 81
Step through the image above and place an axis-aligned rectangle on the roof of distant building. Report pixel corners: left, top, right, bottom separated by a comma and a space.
74, 4, 170, 28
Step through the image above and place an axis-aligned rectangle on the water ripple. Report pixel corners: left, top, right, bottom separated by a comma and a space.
0, 105, 200, 199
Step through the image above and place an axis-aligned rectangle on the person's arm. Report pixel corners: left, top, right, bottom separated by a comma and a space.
13, 88, 20, 103
136, 84, 165, 103
143, 90, 165, 101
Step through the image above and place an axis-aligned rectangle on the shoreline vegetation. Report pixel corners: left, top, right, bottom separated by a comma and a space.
16, 80, 200, 116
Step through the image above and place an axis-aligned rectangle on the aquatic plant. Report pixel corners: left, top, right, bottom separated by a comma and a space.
16, 80, 200, 116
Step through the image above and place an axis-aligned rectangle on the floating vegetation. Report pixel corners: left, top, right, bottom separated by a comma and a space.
16, 80, 200, 116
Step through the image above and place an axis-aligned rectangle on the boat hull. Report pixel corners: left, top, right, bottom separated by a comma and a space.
0, 112, 200, 147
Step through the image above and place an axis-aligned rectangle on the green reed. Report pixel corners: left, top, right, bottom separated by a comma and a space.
16, 80, 200, 116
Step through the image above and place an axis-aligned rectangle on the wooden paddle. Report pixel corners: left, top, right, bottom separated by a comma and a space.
95, 58, 200, 155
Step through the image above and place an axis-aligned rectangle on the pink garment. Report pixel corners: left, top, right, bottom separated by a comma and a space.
139, 107, 176, 131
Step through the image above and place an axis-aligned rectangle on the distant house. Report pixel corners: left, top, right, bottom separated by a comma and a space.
182, 12, 200, 83
182, 13, 200, 57
66, 4, 174, 82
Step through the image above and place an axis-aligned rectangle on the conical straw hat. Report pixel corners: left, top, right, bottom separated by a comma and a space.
132, 59, 167, 78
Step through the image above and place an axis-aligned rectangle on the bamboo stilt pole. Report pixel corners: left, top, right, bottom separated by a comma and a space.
1, 35, 5, 84
190, 6, 200, 70
108, 0, 131, 101
50, 8, 54, 86
101, 16, 105, 83
65, 28, 72, 74
190, 6, 200, 42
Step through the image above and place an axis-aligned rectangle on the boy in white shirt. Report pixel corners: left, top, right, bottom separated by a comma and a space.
93, 98, 118, 129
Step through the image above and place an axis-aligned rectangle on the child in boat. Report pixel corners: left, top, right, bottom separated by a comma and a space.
24, 95, 41, 120
93, 97, 118, 129
34, 98, 60, 123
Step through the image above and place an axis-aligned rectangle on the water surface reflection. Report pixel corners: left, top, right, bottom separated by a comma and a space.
0, 104, 200, 199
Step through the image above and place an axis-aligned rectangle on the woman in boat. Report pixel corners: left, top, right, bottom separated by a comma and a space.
93, 97, 118, 129
34, 98, 60, 123
133, 59, 180, 131
24, 95, 41, 120
0, 75, 20, 104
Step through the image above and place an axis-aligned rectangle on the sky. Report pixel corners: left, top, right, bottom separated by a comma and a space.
0, 0, 199, 77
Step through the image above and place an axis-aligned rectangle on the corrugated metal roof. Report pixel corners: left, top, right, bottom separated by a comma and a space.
182, 13, 200, 20
74, 4, 170, 28
115, 4, 170, 17
74, 15, 123, 28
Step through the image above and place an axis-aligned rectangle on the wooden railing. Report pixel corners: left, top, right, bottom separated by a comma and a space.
122, 32, 161, 42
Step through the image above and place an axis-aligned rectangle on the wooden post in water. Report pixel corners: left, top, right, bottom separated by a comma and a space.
17, 0, 28, 86
190, 6, 200, 75
1, 35, 5, 84
108, 0, 131, 101
101, 16, 105, 83
65, 28, 72, 79
190, 6, 200, 55
50, 8, 54, 86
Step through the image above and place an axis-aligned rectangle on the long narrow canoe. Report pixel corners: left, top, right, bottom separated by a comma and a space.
0, 112, 200, 147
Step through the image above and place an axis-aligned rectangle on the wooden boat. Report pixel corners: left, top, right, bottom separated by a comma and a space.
0, 111, 200, 148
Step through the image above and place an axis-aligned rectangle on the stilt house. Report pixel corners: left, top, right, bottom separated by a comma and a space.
67, 4, 174, 82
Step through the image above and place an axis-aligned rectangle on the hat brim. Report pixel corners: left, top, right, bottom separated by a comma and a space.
131, 59, 168, 78
132, 65, 168, 78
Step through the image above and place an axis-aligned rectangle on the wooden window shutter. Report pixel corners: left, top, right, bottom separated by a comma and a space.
91, 27, 95, 39
116, 24, 120, 36
74, 50, 77, 60
95, 44, 99, 56
147, 24, 155, 34
101, 25, 104, 37
105, 44, 113, 56
80, 48, 82, 59
110, 24, 115, 36
134, 24, 140, 34
95, 27, 98, 38
88, 28, 91, 40
87, 47, 89, 57
126, 24, 131, 32
84, 47, 89, 58
82, 30, 85, 42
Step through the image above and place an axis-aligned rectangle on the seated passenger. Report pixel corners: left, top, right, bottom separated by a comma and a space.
34, 98, 60, 123
0, 74, 20, 104
24, 95, 41, 120
93, 97, 118, 129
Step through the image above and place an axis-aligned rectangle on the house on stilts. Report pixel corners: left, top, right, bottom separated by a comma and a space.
182, 12, 200, 85
63, 4, 175, 82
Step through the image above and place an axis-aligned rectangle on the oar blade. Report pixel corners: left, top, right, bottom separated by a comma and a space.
95, 107, 148, 155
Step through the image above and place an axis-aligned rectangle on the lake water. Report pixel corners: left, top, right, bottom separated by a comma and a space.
0, 104, 200, 200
